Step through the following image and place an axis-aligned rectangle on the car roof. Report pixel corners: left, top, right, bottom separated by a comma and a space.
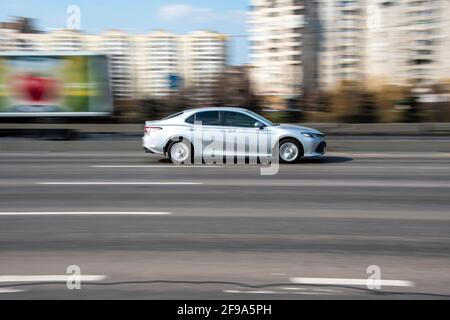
184, 107, 249, 114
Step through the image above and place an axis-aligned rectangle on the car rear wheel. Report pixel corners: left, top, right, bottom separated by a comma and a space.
168, 140, 192, 165
279, 139, 303, 164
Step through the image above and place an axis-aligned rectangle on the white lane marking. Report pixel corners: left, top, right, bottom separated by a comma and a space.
204, 180, 450, 188
223, 290, 241, 294
331, 152, 450, 158
223, 290, 284, 295
37, 182, 203, 186
0, 153, 145, 157
34, 180, 449, 188
0, 212, 172, 216
0, 288, 26, 294
92, 165, 225, 168
295, 291, 331, 296
223, 289, 330, 296
243, 290, 282, 294
281, 287, 340, 293
0, 275, 106, 282
291, 277, 415, 287
288, 180, 450, 188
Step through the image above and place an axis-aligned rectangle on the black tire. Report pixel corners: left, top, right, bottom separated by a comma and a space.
168, 140, 193, 165
278, 139, 303, 164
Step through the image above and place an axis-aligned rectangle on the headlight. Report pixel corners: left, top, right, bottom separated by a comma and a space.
302, 132, 325, 139
302, 132, 323, 138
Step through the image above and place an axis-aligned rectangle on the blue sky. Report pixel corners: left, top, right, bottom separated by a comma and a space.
0, 0, 250, 64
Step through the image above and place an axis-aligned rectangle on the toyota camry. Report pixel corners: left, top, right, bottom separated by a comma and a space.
143, 108, 326, 164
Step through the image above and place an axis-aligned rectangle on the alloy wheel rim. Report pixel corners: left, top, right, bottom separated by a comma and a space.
280, 142, 299, 162
171, 142, 189, 162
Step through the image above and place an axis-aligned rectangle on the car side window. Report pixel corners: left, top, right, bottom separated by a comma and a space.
185, 115, 195, 124
195, 111, 221, 126
223, 112, 257, 128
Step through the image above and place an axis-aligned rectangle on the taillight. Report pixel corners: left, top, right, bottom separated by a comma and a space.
145, 126, 163, 135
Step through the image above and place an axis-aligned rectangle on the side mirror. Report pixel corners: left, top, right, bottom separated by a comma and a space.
255, 122, 265, 130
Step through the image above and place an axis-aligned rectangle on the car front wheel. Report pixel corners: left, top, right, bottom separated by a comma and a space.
279, 139, 303, 164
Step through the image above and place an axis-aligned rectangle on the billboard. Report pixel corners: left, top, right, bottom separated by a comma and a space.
0, 53, 112, 116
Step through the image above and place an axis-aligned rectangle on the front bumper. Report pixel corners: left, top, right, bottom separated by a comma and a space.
303, 139, 326, 157
315, 141, 327, 154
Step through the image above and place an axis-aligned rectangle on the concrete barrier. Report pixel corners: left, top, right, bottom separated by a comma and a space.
2, 122, 450, 153
2, 137, 450, 153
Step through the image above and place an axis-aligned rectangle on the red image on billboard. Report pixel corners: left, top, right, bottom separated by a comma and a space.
11, 73, 60, 106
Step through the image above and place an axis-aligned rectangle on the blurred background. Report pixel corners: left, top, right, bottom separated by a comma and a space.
0, 0, 449, 125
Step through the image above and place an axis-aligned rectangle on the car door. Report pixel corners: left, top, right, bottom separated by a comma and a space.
192, 111, 225, 159
222, 111, 269, 160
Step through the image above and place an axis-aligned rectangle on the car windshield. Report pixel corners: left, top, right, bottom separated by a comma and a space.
247, 111, 275, 126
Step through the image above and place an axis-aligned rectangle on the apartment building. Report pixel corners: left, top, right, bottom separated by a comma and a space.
366, 0, 450, 89
318, 0, 367, 90
0, 29, 21, 51
134, 31, 181, 98
365, 0, 401, 86
325, 0, 450, 89
181, 31, 228, 104
0, 29, 85, 52
249, 0, 310, 97
250, 0, 450, 94
92, 30, 135, 99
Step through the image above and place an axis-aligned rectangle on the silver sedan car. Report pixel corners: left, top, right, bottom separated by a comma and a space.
143, 108, 326, 164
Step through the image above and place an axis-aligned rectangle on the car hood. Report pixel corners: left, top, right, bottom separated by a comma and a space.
276, 124, 324, 135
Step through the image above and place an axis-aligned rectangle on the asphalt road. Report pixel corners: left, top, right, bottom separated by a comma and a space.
0, 150, 449, 299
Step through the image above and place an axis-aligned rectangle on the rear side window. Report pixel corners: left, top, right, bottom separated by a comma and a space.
194, 111, 221, 126
223, 111, 257, 128
185, 115, 195, 124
